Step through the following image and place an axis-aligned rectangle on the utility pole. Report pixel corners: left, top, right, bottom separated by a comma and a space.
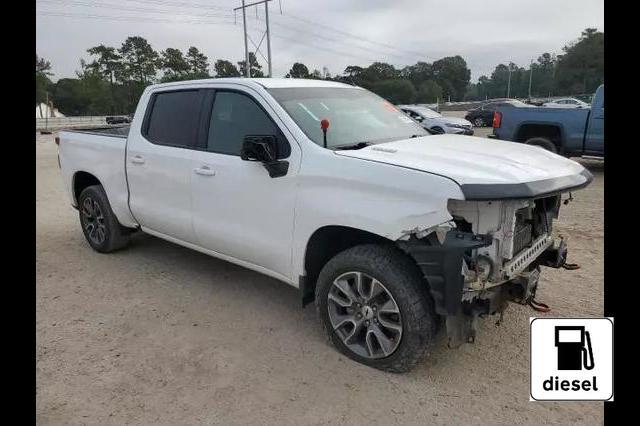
45, 91, 49, 132
507, 64, 512, 98
234, 0, 274, 78
265, 0, 272, 77
241, 0, 249, 77
528, 59, 533, 99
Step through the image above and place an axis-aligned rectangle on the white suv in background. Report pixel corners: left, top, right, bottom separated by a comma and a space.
398, 105, 474, 135
542, 98, 590, 108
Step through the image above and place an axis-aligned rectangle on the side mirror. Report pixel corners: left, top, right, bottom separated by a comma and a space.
240, 135, 277, 162
240, 135, 289, 178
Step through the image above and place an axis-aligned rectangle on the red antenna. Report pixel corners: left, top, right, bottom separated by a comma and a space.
321, 119, 330, 148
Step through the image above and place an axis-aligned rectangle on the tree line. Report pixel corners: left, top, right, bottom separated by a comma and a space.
36, 28, 603, 116
467, 28, 604, 101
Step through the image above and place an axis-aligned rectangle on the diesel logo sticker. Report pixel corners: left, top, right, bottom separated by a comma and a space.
530, 318, 613, 401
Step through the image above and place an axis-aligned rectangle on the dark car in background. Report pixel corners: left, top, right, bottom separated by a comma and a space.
105, 115, 132, 125
465, 99, 530, 127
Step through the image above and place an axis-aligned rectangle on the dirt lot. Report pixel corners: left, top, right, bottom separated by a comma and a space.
36, 131, 604, 425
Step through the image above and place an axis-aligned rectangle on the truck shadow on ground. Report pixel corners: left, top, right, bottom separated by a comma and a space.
119, 231, 515, 377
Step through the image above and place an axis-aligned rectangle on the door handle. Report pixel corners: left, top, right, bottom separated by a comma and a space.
131, 155, 145, 164
194, 166, 216, 176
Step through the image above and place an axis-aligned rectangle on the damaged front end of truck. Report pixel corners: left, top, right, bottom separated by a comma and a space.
397, 194, 577, 348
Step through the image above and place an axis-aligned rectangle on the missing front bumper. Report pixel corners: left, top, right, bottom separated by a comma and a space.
399, 229, 574, 347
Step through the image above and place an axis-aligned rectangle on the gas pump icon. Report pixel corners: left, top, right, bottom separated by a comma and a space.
555, 326, 595, 370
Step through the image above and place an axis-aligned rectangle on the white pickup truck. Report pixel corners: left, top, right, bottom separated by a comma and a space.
58, 78, 592, 372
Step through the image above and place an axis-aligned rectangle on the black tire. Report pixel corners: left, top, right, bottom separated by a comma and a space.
315, 244, 436, 373
473, 117, 485, 127
431, 126, 445, 134
525, 137, 558, 153
78, 185, 131, 253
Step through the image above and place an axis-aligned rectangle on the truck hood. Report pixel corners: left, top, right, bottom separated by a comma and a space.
334, 134, 593, 200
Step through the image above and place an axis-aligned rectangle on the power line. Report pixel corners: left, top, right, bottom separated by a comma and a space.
36, 9, 382, 66
123, 0, 229, 11
275, 10, 438, 60
36, 10, 237, 26
39, 0, 420, 65
253, 14, 422, 64
37, 0, 234, 19
37, 3, 513, 77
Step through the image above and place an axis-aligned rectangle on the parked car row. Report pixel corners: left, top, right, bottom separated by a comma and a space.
464, 95, 595, 129
464, 99, 532, 127
541, 98, 590, 108
397, 105, 474, 135
105, 114, 133, 125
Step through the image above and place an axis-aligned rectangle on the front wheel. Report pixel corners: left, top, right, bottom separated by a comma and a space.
473, 117, 485, 127
315, 244, 436, 373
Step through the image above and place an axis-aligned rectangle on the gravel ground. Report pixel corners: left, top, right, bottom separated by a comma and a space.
36, 131, 604, 425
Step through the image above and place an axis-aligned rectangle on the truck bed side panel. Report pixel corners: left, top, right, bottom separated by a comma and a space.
58, 131, 138, 228
495, 108, 590, 154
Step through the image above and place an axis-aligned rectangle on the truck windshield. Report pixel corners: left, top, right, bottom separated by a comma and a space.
267, 87, 429, 149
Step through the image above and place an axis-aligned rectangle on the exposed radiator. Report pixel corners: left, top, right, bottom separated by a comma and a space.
513, 222, 533, 255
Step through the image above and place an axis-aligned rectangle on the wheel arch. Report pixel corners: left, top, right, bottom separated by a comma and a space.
72, 171, 102, 206
514, 122, 565, 151
300, 225, 393, 306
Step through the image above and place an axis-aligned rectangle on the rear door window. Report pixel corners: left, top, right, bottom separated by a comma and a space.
143, 90, 204, 148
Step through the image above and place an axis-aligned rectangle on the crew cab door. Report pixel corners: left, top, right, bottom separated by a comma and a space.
585, 86, 604, 155
190, 88, 300, 280
126, 89, 205, 243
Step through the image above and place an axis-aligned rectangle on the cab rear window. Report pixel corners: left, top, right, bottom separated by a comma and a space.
143, 90, 203, 148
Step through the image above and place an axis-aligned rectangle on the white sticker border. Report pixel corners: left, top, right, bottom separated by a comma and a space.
529, 316, 614, 402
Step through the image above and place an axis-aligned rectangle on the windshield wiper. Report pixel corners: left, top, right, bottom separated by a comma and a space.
334, 141, 371, 150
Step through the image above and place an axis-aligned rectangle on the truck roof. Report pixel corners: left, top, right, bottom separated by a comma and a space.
146, 78, 355, 91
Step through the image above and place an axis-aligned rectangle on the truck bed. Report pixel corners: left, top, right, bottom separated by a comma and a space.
57, 126, 138, 228
493, 106, 591, 155
65, 125, 130, 138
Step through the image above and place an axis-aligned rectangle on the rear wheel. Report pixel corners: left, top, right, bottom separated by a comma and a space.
431, 126, 445, 134
315, 244, 436, 373
525, 137, 558, 153
78, 185, 131, 253
473, 117, 485, 127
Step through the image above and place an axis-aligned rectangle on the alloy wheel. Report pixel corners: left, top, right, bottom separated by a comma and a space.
81, 196, 106, 245
327, 271, 403, 359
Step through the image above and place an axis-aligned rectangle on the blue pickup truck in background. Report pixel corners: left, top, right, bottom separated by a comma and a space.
490, 84, 604, 158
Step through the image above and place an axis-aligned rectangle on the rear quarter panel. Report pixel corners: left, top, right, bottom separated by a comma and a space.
58, 131, 138, 227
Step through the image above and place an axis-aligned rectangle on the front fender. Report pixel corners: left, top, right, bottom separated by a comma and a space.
291, 152, 465, 280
